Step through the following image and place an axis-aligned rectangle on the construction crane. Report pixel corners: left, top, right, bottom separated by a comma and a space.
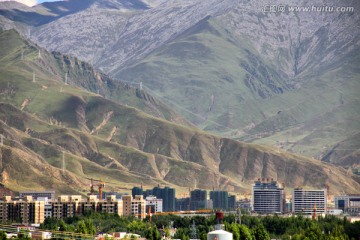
312, 203, 317, 220
299, 204, 319, 220
89, 178, 105, 200
99, 179, 105, 200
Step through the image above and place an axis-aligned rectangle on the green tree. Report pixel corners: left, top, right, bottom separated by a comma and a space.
145, 226, 161, 240
199, 230, 207, 240
164, 227, 170, 238
303, 222, 323, 240
239, 224, 253, 240
127, 220, 149, 236
252, 224, 270, 240
59, 219, 67, 231
174, 228, 189, 240
344, 220, 360, 239
0, 231, 6, 240
85, 218, 96, 235
41, 217, 59, 230
76, 220, 88, 234
229, 223, 240, 240
328, 225, 349, 240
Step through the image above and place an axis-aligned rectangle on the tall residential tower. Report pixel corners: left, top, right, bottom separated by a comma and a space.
252, 179, 285, 214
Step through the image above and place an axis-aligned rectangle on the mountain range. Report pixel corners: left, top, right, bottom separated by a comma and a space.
0, 0, 359, 194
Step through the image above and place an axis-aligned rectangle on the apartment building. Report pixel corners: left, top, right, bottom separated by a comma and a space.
52, 195, 82, 219
292, 188, 327, 215
335, 194, 360, 215
0, 196, 44, 224
252, 179, 285, 214
146, 195, 162, 213
122, 195, 146, 219
19, 191, 55, 200
98, 195, 123, 215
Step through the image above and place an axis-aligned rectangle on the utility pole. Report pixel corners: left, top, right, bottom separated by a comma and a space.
62, 151, 66, 174
190, 221, 197, 239
236, 206, 242, 225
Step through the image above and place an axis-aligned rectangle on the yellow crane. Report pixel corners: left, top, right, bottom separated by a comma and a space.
89, 178, 105, 200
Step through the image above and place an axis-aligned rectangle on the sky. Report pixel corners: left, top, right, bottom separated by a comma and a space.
0, 0, 61, 7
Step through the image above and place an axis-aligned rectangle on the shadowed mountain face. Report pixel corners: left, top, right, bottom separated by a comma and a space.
0, 0, 150, 26
0, 29, 359, 194
0, 0, 95, 26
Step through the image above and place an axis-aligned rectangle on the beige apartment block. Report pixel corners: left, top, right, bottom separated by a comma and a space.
98, 195, 123, 215
52, 195, 82, 219
122, 195, 146, 219
0, 196, 44, 224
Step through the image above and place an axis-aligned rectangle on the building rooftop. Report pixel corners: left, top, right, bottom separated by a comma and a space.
208, 229, 232, 235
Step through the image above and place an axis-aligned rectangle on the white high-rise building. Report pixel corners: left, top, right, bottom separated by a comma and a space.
292, 188, 327, 214
252, 179, 285, 214
146, 195, 163, 213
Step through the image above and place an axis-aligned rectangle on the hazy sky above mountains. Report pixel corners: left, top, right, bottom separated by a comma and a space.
0, 0, 60, 6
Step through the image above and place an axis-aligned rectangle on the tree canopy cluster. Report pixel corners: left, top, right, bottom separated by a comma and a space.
1, 211, 356, 240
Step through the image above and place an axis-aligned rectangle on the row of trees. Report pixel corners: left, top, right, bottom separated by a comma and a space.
40, 211, 163, 240
150, 213, 359, 240
21, 211, 358, 240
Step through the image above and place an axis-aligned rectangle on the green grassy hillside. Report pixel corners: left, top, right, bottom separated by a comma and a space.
322, 132, 360, 168
116, 16, 360, 166
0, 29, 359, 195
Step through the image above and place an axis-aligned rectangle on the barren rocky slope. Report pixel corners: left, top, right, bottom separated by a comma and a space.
2, 0, 355, 163
0, 29, 359, 194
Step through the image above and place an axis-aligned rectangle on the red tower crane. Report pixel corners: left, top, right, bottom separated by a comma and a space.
89, 178, 105, 200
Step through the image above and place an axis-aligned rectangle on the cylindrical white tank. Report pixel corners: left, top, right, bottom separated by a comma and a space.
207, 230, 233, 240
